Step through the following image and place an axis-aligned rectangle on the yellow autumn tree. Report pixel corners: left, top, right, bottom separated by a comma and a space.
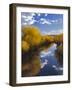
22, 41, 30, 52
54, 34, 63, 43
22, 26, 42, 46
44, 35, 54, 42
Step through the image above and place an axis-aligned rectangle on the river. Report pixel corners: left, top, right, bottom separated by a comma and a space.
37, 43, 63, 76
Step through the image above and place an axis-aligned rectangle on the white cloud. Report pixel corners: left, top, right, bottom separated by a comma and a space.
22, 13, 35, 19
22, 13, 63, 26
25, 16, 33, 21
41, 59, 48, 69
22, 15, 33, 21
22, 15, 27, 18
22, 13, 36, 25
22, 19, 37, 25
42, 20, 51, 24
22, 22, 28, 25
40, 18, 52, 25
28, 19, 36, 25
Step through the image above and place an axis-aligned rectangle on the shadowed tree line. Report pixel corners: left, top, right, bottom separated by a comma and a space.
21, 25, 63, 77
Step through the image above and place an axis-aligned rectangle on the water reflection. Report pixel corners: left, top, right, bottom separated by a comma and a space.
37, 43, 63, 76
22, 43, 63, 77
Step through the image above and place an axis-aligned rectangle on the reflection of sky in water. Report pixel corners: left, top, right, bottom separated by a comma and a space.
40, 44, 57, 58
37, 44, 63, 76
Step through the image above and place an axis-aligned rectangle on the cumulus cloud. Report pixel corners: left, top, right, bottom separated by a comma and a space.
21, 13, 62, 26
22, 13, 36, 18
22, 15, 27, 18
22, 14, 33, 21
22, 13, 37, 25
22, 20, 36, 25
22, 14, 52, 25
40, 18, 52, 25
41, 59, 48, 69
22, 22, 28, 25
28, 19, 37, 25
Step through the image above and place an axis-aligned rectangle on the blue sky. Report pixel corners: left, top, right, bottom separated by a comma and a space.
21, 12, 63, 35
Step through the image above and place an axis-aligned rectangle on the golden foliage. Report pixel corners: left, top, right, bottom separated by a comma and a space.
22, 41, 30, 51
43, 35, 54, 42
22, 26, 42, 46
54, 34, 63, 43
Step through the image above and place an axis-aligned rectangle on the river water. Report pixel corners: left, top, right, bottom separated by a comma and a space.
37, 44, 63, 76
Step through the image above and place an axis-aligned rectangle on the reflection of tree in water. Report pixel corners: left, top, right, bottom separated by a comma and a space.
22, 25, 63, 77
22, 53, 41, 76
54, 33, 63, 66
55, 44, 63, 66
